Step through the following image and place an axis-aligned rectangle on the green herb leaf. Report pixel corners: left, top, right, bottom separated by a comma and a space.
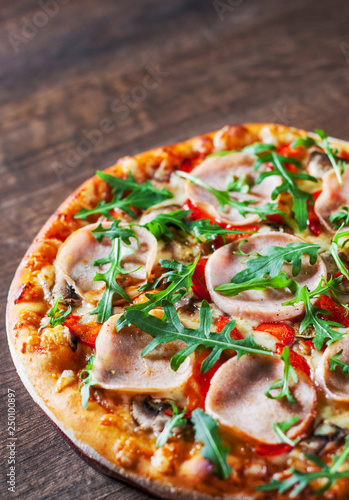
79, 354, 97, 410
225, 172, 250, 193
265, 347, 298, 405
231, 241, 320, 284
292, 129, 346, 186
272, 416, 300, 447
191, 408, 231, 479
141, 210, 191, 240
189, 218, 253, 242
177, 171, 284, 220
329, 206, 349, 230
257, 435, 349, 497
329, 228, 349, 282
252, 151, 316, 232
124, 300, 271, 374
116, 258, 198, 330
39, 295, 71, 332
156, 402, 187, 447
92, 238, 139, 322
283, 280, 345, 350
329, 350, 349, 374
214, 272, 300, 297
75, 171, 173, 220
91, 219, 138, 244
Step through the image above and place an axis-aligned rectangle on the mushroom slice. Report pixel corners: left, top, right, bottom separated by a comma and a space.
55, 222, 157, 305
205, 354, 317, 445
205, 232, 326, 321
316, 336, 349, 402
131, 395, 171, 434
186, 152, 282, 226
314, 167, 349, 233
92, 314, 193, 396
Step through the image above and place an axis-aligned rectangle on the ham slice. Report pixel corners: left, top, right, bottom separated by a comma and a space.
314, 167, 349, 233
92, 314, 193, 395
205, 354, 317, 445
186, 152, 282, 226
316, 336, 349, 402
56, 222, 157, 304
205, 232, 326, 321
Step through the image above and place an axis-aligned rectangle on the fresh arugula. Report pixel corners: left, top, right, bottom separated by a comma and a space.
283, 278, 346, 350
329, 228, 349, 282
75, 171, 173, 220
141, 210, 191, 240
272, 416, 300, 447
329, 206, 349, 230
177, 171, 284, 220
247, 146, 317, 232
156, 402, 187, 447
189, 219, 252, 242
91, 219, 137, 244
116, 259, 198, 330
79, 354, 97, 410
39, 295, 71, 332
292, 129, 346, 186
329, 350, 349, 374
257, 435, 349, 497
225, 172, 250, 193
214, 272, 299, 297
192, 408, 231, 479
92, 238, 139, 322
230, 241, 320, 284
265, 347, 298, 405
124, 300, 271, 374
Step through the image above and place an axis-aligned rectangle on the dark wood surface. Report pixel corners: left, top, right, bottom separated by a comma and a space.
1, 0, 349, 498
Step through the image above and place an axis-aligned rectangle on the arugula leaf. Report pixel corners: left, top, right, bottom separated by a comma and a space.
191, 408, 231, 479
91, 219, 137, 244
75, 171, 173, 220
116, 258, 198, 330
329, 350, 349, 374
283, 282, 345, 350
253, 151, 316, 232
257, 435, 349, 497
79, 354, 97, 410
189, 219, 253, 242
272, 416, 300, 447
92, 238, 139, 322
292, 129, 346, 185
214, 272, 300, 297
225, 172, 250, 193
124, 300, 271, 374
329, 228, 349, 282
265, 347, 298, 405
39, 295, 71, 332
329, 206, 349, 230
141, 210, 191, 240
177, 171, 284, 220
156, 402, 187, 447
230, 241, 320, 284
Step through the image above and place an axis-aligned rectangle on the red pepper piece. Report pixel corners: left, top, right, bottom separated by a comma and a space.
318, 295, 349, 327
255, 322, 295, 347
275, 344, 311, 376
192, 258, 211, 302
307, 190, 322, 237
64, 315, 102, 347
255, 443, 291, 456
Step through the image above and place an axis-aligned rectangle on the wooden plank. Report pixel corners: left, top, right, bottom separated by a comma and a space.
1, 0, 349, 497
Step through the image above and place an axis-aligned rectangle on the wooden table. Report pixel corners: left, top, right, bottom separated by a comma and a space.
1, 0, 349, 498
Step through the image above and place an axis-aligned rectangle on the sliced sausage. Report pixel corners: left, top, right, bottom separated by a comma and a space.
56, 222, 157, 304
205, 354, 317, 445
316, 336, 349, 402
205, 232, 326, 321
92, 314, 193, 396
186, 153, 282, 226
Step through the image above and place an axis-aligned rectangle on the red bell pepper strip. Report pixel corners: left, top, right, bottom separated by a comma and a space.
255, 322, 295, 347
64, 315, 102, 348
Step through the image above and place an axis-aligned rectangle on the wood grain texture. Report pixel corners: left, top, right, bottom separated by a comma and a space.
1, 0, 349, 498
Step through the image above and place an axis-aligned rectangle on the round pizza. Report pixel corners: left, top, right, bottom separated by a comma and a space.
7, 123, 349, 499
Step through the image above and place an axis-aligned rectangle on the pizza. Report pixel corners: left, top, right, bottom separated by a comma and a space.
7, 123, 349, 499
